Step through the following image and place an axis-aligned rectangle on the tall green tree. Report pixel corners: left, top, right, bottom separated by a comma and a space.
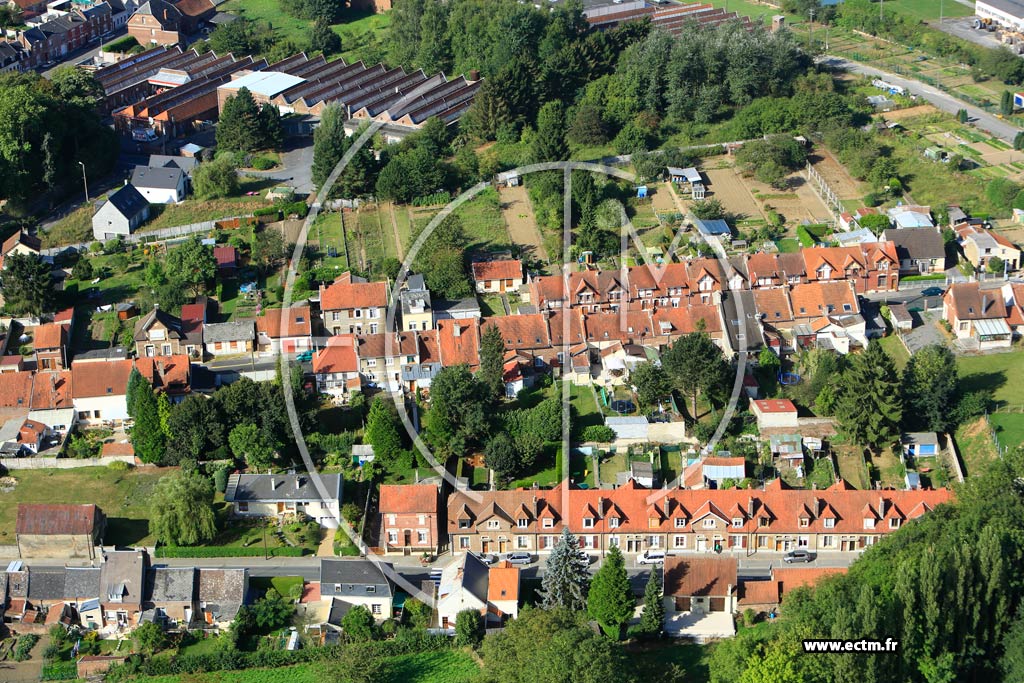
365, 395, 405, 465
901, 345, 958, 432
638, 568, 664, 637
630, 362, 672, 409
834, 340, 902, 453
150, 470, 217, 545
0, 253, 55, 316
540, 528, 590, 611
217, 87, 263, 152
485, 432, 520, 479
424, 364, 488, 456
340, 605, 377, 642
310, 17, 342, 56
481, 607, 628, 683
130, 381, 165, 464
126, 367, 146, 418
479, 325, 506, 401
166, 236, 216, 296
412, 215, 472, 299
587, 545, 634, 637
229, 423, 276, 471
662, 332, 729, 419
455, 608, 484, 648
312, 103, 347, 189
165, 394, 223, 464
192, 155, 239, 199
257, 103, 284, 150
1002, 90, 1015, 117
532, 100, 568, 163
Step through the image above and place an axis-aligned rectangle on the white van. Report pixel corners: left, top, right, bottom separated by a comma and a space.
638, 549, 665, 565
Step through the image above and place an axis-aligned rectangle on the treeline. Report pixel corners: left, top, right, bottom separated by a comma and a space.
709, 443, 1024, 683
0, 68, 117, 211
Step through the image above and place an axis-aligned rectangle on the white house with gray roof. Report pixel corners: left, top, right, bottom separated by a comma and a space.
225, 473, 342, 528
92, 184, 150, 241
319, 559, 393, 625
131, 165, 187, 204
203, 320, 255, 357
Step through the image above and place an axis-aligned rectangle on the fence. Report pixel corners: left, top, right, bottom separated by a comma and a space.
41, 214, 256, 258
805, 162, 843, 225
0, 455, 135, 470
942, 433, 966, 484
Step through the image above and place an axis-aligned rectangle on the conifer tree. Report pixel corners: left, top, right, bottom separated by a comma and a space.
639, 567, 665, 637
587, 545, 634, 636
834, 340, 902, 453
540, 528, 590, 611
130, 381, 165, 464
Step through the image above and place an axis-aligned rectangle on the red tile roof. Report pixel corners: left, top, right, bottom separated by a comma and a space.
652, 304, 722, 335
773, 566, 847, 594
790, 281, 858, 319
379, 484, 439, 514
753, 399, 797, 414
437, 318, 480, 368
0, 371, 34, 407
944, 282, 1008, 321
752, 287, 793, 323
31, 371, 72, 409
213, 245, 237, 267
664, 556, 737, 597
319, 272, 388, 311
257, 306, 312, 338
313, 336, 358, 374
472, 259, 522, 283
33, 323, 66, 351
487, 563, 520, 602
135, 355, 191, 395
482, 315, 550, 352
739, 579, 779, 606
180, 301, 207, 324
583, 310, 654, 344
16, 504, 101, 536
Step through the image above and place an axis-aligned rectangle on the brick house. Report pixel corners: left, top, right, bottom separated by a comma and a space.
134, 305, 186, 357
33, 322, 69, 371
15, 4, 112, 68
128, 0, 184, 46
16, 504, 106, 560
943, 282, 1012, 350
319, 272, 389, 336
378, 484, 440, 554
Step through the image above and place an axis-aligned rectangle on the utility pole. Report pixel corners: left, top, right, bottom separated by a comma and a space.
78, 161, 89, 203
808, 9, 815, 50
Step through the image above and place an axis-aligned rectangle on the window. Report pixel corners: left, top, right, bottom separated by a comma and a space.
799, 517, 809, 528
387, 531, 398, 544
702, 518, 715, 529
583, 536, 596, 549
674, 518, 686, 528
387, 515, 396, 525
889, 518, 901, 529
608, 517, 620, 528
417, 531, 427, 542
608, 536, 620, 548
649, 518, 661, 529
459, 537, 470, 549
731, 518, 742, 528
354, 309, 362, 318
823, 518, 835, 529
487, 520, 499, 529
517, 518, 528, 528
332, 312, 340, 321
583, 517, 594, 528
367, 358, 377, 367
458, 519, 471, 529
238, 502, 249, 512
758, 535, 768, 548
367, 586, 376, 594
542, 518, 553, 529
864, 518, 875, 529
417, 515, 425, 525
517, 536, 528, 548
821, 535, 834, 548
758, 517, 769, 528
648, 535, 661, 548
674, 535, 686, 548
371, 604, 381, 615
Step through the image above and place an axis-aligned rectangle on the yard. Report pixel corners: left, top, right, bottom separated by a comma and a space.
832, 443, 870, 490
955, 416, 1001, 477
867, 448, 906, 489
878, 334, 910, 372
0, 466, 169, 546
958, 350, 1024, 450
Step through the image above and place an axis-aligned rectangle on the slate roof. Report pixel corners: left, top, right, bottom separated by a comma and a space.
65, 567, 102, 600
134, 306, 185, 342
101, 184, 149, 220
225, 473, 341, 503
203, 320, 255, 343
147, 567, 196, 603
28, 569, 68, 601
196, 568, 247, 621
148, 154, 198, 173
319, 559, 392, 598
100, 550, 147, 606
883, 227, 945, 261
131, 165, 184, 190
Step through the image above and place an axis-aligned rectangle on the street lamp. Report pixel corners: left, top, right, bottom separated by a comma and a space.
78, 161, 89, 203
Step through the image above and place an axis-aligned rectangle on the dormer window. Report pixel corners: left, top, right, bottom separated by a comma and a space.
487, 520, 499, 529
542, 518, 553, 529
889, 518, 901, 529
864, 518, 876, 529
731, 518, 742, 528
459, 519, 471, 529
674, 518, 686, 528
823, 517, 835, 528
799, 517, 809, 528
609, 517, 620, 528
366, 586, 375, 593
583, 517, 595, 529
517, 518, 528, 529
649, 518, 660, 528
758, 516, 769, 528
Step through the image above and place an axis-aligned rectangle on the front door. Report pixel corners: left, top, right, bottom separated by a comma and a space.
696, 537, 707, 552
499, 540, 508, 553
481, 540, 490, 553
404, 530, 411, 547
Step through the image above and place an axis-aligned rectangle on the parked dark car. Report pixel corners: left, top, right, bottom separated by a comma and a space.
921, 287, 945, 297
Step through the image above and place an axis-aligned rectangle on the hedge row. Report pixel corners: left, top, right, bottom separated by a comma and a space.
108, 631, 450, 680
154, 545, 307, 558
41, 661, 77, 681
411, 191, 450, 207
103, 35, 139, 53
252, 201, 309, 221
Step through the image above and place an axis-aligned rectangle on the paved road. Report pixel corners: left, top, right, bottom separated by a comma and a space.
243, 140, 315, 195
940, 16, 1010, 53
818, 56, 1023, 144
41, 27, 127, 78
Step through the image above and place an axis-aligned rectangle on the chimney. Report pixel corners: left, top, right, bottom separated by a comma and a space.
982, 294, 988, 311
878, 496, 886, 517
295, 477, 302, 489
270, 476, 277, 490
453, 323, 461, 338
747, 497, 754, 519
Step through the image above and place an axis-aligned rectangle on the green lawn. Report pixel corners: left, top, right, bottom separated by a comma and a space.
833, 444, 870, 490
311, 210, 351, 271
958, 350, 1024, 449
251, 575, 304, 600
479, 294, 505, 317
955, 416, 1000, 477
775, 238, 800, 254
878, 334, 910, 372
0, 467, 169, 546
886, 0, 972, 21
452, 186, 509, 249
702, 0, 781, 19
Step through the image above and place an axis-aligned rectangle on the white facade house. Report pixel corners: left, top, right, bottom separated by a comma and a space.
91, 184, 149, 241
224, 473, 342, 528
319, 559, 393, 625
130, 165, 187, 204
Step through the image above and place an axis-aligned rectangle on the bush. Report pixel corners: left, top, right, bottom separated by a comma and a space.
277, 200, 309, 218
103, 35, 139, 53
251, 156, 276, 170
253, 206, 281, 218
107, 460, 132, 471
214, 465, 230, 493
13, 634, 39, 661
41, 661, 77, 681
411, 192, 450, 207
581, 425, 617, 443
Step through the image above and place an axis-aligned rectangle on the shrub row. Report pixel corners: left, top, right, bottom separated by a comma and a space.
108, 631, 450, 680
411, 191, 450, 207
41, 661, 77, 681
154, 545, 307, 558
13, 634, 39, 661
254, 201, 309, 221
103, 35, 139, 53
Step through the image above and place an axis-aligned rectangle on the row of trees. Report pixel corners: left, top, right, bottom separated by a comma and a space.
0, 68, 117, 209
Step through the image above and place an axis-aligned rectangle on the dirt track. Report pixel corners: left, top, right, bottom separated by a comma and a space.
498, 184, 548, 261
810, 150, 865, 201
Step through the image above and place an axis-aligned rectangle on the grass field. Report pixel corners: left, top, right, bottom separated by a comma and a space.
703, 0, 781, 19
0, 466, 169, 546
887, 0, 972, 21
955, 416, 1000, 476
958, 350, 1024, 450
834, 444, 870, 489
132, 650, 480, 683
878, 334, 910, 372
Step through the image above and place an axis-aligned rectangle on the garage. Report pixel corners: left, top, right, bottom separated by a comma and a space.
709, 597, 726, 612
674, 597, 691, 611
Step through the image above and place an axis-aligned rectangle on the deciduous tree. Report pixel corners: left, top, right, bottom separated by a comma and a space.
485, 432, 519, 479
166, 236, 216, 296
631, 362, 672, 409
365, 395, 405, 465
901, 344, 958, 432
229, 423, 276, 471
150, 470, 217, 546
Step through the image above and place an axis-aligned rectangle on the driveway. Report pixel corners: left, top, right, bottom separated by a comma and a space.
902, 311, 948, 355
818, 56, 1022, 143
242, 138, 315, 195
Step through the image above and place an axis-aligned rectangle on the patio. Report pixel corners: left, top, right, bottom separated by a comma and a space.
664, 610, 735, 642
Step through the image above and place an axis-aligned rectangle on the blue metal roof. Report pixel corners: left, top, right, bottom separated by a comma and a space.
694, 218, 731, 236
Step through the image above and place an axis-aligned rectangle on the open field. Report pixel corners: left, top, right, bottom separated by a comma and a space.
811, 150, 866, 201
958, 350, 1024, 450
891, 0, 973, 21
704, 163, 764, 221
498, 184, 547, 262
0, 466, 169, 546
955, 416, 1000, 477
702, 0, 782, 20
